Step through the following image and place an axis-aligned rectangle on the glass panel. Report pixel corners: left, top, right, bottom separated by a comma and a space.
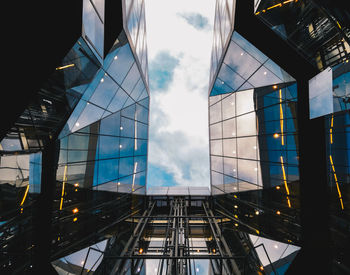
223, 157, 237, 177
209, 102, 222, 124
83, 0, 104, 57
210, 123, 222, 140
236, 89, 254, 115
119, 137, 134, 157
217, 63, 245, 91
222, 118, 236, 138
237, 159, 258, 185
211, 140, 222, 155
119, 157, 134, 178
73, 103, 104, 132
223, 138, 236, 157
248, 66, 283, 88
224, 42, 261, 79
89, 74, 118, 108
98, 136, 119, 159
211, 156, 223, 173
236, 112, 257, 137
120, 117, 135, 138
100, 111, 120, 136
237, 136, 258, 160
122, 63, 140, 94
107, 88, 129, 113
222, 93, 235, 119
97, 159, 119, 185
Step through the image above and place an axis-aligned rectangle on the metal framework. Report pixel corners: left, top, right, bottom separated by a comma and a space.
92, 196, 264, 275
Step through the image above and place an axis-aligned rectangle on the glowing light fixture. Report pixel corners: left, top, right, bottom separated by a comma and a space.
56, 64, 75, 70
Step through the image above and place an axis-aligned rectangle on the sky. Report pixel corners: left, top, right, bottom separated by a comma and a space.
145, 0, 216, 189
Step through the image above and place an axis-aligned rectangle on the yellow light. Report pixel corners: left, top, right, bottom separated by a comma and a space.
212, 248, 216, 253
276, 186, 281, 190
234, 223, 239, 227
267, 3, 282, 10
273, 85, 278, 89
279, 89, 284, 146
273, 133, 280, 138
255, 210, 260, 215
234, 214, 238, 219
276, 210, 281, 215
20, 185, 30, 206
329, 155, 344, 210
234, 205, 238, 209
73, 217, 78, 222
336, 21, 342, 29
60, 165, 68, 210
56, 64, 75, 70
233, 195, 237, 198
139, 248, 144, 254
330, 115, 334, 144
74, 183, 79, 187
20, 207, 23, 214
260, 266, 264, 271
280, 156, 290, 196
72, 208, 79, 214
256, 229, 260, 234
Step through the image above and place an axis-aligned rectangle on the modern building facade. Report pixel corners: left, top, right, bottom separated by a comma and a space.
1, 0, 349, 274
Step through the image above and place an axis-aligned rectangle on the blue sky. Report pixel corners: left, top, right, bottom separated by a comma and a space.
145, 0, 215, 189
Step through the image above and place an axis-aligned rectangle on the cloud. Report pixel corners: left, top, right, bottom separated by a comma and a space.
149, 51, 179, 91
178, 12, 210, 30
145, 0, 216, 189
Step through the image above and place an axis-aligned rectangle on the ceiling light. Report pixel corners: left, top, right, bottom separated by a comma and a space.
255, 210, 260, 215
72, 208, 79, 214
273, 85, 278, 89
276, 186, 281, 190
114, 55, 118, 60
273, 133, 280, 138
119, 145, 123, 148
75, 122, 80, 127
276, 210, 281, 215
100, 78, 104, 83
264, 71, 267, 75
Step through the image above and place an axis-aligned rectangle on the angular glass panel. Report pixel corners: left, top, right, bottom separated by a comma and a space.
68, 150, 88, 163
89, 74, 118, 108
122, 103, 136, 120
130, 78, 145, 101
248, 66, 284, 88
72, 103, 104, 132
224, 42, 261, 79
106, 43, 134, 85
122, 63, 140, 94
218, 63, 245, 91
134, 156, 147, 173
232, 32, 268, 64
68, 133, 89, 150
209, 94, 222, 106
107, 87, 129, 113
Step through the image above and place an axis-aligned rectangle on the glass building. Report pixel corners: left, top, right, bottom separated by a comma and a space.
1, 0, 349, 274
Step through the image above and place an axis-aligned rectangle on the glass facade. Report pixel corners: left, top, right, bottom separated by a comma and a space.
209, 31, 298, 203
124, 0, 149, 86
254, 0, 350, 70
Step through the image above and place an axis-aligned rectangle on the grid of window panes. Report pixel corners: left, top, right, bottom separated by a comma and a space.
57, 30, 149, 201
209, 31, 299, 203
124, 0, 149, 85
209, 0, 235, 85
209, 83, 298, 197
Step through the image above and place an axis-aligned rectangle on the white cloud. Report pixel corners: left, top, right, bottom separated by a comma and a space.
145, 0, 215, 187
